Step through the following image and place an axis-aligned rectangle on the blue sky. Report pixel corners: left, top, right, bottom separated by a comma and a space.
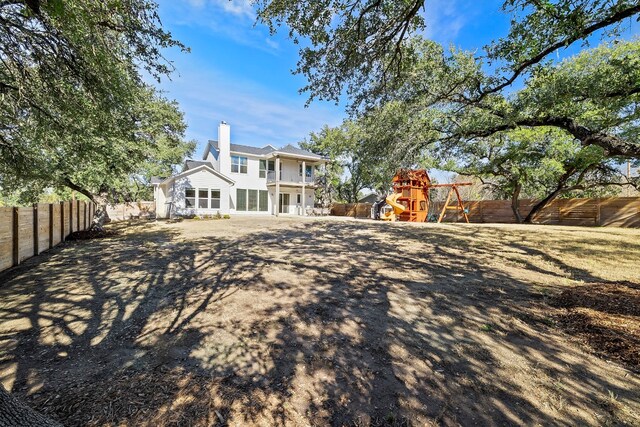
153, 0, 511, 156
153, 0, 638, 160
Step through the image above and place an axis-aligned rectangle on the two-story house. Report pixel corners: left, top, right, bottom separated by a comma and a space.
152, 121, 327, 218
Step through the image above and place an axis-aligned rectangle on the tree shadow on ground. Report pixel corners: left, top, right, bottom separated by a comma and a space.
0, 220, 638, 426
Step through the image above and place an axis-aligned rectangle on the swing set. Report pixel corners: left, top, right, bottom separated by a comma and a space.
376, 169, 472, 223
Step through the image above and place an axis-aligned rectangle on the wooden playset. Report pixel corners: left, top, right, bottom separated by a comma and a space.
377, 169, 472, 223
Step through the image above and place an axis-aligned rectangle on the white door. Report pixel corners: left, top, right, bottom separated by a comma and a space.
279, 193, 290, 214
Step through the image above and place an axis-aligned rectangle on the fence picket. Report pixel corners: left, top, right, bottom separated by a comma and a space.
0, 202, 95, 273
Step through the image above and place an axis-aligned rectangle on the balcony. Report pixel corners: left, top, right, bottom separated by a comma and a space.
267, 170, 316, 186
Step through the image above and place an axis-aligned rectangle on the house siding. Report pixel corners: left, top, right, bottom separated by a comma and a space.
155, 185, 169, 218
227, 157, 315, 215
168, 169, 232, 217
153, 122, 325, 218
228, 154, 271, 214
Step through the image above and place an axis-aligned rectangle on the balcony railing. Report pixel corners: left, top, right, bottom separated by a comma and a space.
266, 170, 315, 185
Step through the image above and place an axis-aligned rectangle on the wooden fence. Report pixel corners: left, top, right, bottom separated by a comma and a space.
330, 203, 373, 218
0, 201, 95, 273
106, 201, 155, 221
331, 197, 640, 227
434, 197, 640, 227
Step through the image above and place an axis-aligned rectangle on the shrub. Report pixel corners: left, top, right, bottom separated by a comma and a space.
223, 214, 231, 219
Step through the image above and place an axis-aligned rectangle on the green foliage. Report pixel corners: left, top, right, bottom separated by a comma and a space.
0, 84, 195, 204
329, 40, 637, 213
0, 0, 191, 205
256, 0, 425, 105
265, 0, 639, 210
359, 38, 640, 163
450, 127, 621, 202
257, 0, 639, 107
300, 120, 398, 203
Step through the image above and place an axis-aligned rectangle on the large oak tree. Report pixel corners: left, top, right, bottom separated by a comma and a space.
256, 0, 640, 158
0, 0, 192, 224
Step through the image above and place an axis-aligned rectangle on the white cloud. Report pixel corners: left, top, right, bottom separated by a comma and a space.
215, 0, 254, 19
158, 0, 280, 53
157, 60, 345, 154
264, 37, 280, 51
419, 0, 469, 44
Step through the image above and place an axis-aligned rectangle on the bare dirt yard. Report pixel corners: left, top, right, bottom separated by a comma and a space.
1, 217, 639, 426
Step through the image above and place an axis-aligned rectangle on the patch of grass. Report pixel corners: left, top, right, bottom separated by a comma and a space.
480, 323, 494, 332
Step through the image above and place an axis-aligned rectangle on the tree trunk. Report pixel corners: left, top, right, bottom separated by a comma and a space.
62, 178, 110, 230
524, 187, 565, 224
523, 164, 595, 223
0, 386, 62, 427
511, 182, 523, 223
91, 193, 111, 230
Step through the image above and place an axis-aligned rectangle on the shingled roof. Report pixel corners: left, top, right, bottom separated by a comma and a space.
184, 160, 215, 171
205, 140, 324, 160
207, 140, 274, 156
277, 144, 324, 159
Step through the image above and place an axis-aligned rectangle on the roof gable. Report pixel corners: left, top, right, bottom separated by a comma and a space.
184, 160, 214, 171
162, 163, 235, 185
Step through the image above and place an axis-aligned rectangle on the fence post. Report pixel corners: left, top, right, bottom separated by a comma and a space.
69, 200, 73, 234
60, 201, 65, 242
49, 203, 54, 249
77, 200, 80, 232
33, 204, 38, 256
12, 207, 19, 266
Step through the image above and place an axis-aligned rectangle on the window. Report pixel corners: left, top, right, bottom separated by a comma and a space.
259, 190, 268, 212
185, 188, 196, 208
248, 189, 258, 211
210, 189, 221, 209
231, 155, 248, 173
297, 194, 301, 204
260, 160, 276, 178
198, 189, 208, 208
259, 160, 267, 178
236, 188, 247, 210
236, 189, 268, 212
299, 164, 313, 179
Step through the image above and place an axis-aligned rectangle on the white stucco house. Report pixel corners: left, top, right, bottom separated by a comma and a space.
152, 121, 327, 218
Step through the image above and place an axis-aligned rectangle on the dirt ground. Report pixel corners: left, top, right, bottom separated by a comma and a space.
1, 216, 639, 426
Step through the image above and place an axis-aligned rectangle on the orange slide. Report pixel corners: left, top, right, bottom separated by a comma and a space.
380, 193, 405, 221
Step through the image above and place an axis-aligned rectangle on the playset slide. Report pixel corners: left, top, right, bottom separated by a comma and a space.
381, 192, 405, 221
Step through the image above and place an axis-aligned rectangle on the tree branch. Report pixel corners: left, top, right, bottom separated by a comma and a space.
464, 116, 640, 158
61, 177, 96, 203
480, 4, 640, 98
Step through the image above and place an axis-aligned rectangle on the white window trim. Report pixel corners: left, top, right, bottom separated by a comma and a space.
210, 189, 221, 209
236, 188, 269, 212
231, 155, 248, 174
259, 160, 275, 178
185, 187, 196, 208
